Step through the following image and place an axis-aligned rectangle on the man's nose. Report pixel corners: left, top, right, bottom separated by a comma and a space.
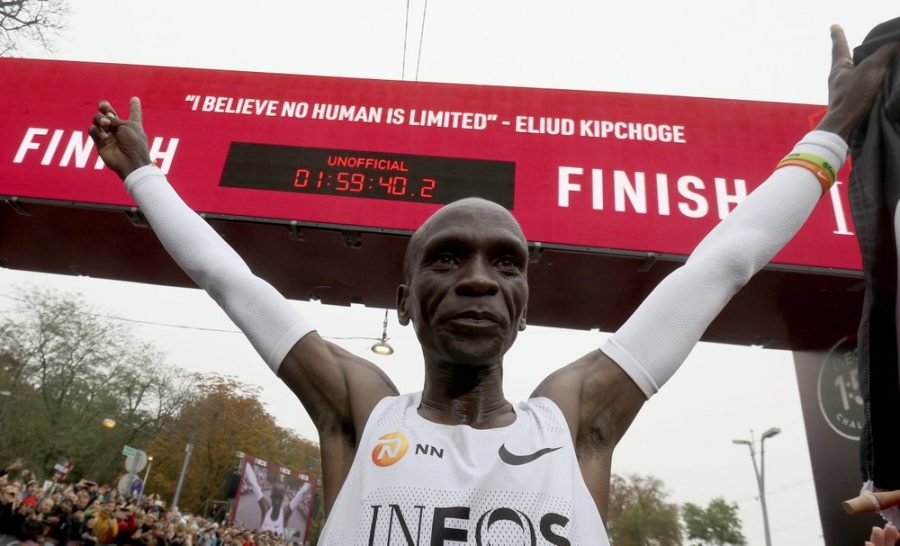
455, 257, 499, 296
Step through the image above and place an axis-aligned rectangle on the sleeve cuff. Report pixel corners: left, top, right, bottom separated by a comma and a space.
600, 337, 658, 399
123, 164, 162, 193
793, 130, 849, 172
266, 321, 316, 373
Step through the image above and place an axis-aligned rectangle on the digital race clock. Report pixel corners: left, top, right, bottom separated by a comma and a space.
219, 143, 516, 208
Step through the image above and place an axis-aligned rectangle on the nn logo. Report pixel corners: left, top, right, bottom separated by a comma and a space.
415, 443, 444, 458
372, 432, 409, 467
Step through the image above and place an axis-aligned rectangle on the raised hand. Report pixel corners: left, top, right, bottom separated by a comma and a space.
867, 523, 899, 546
818, 25, 900, 140
88, 97, 153, 180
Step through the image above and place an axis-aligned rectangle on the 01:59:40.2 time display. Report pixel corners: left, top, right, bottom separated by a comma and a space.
293, 168, 437, 200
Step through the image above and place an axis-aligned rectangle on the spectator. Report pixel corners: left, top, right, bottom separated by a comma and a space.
0, 464, 301, 546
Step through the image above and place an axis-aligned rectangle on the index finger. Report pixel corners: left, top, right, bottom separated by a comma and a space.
129, 97, 143, 125
99, 100, 119, 119
830, 24, 851, 70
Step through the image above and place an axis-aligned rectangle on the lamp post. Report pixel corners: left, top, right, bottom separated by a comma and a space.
733, 427, 781, 546
101, 417, 147, 485
139, 455, 153, 503
171, 435, 195, 511
102, 417, 194, 508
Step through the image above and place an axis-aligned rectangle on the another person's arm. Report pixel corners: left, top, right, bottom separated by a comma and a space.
868, 523, 900, 546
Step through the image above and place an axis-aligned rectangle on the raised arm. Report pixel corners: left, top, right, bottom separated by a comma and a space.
535, 25, 900, 514
89, 100, 398, 507
241, 464, 269, 525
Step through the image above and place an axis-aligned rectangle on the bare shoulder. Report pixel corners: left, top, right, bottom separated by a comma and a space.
278, 332, 399, 438
532, 349, 645, 450
531, 349, 645, 520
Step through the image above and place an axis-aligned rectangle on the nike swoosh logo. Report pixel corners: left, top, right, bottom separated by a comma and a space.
498, 444, 562, 465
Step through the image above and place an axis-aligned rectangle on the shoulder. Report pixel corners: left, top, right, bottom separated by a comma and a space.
532, 349, 646, 450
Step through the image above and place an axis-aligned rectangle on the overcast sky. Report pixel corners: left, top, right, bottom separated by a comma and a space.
3, 1, 898, 544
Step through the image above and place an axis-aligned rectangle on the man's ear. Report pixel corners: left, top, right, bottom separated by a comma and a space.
396, 284, 411, 326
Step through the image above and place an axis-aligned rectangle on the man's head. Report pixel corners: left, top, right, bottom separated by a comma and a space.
1, 486, 17, 505
398, 198, 529, 367
25, 481, 40, 497
269, 480, 286, 511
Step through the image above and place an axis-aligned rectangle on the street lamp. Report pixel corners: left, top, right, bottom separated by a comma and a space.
733, 427, 781, 546
139, 455, 153, 503
102, 417, 192, 509
370, 309, 394, 356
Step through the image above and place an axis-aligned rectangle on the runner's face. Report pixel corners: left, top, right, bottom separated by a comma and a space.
399, 200, 528, 366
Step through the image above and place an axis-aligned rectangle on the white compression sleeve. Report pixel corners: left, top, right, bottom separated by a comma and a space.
289, 483, 312, 512
601, 130, 848, 398
123, 166, 314, 372
243, 464, 264, 502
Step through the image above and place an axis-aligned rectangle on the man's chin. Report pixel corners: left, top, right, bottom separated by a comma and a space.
438, 337, 510, 367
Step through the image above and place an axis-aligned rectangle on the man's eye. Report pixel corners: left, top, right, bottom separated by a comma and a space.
495, 256, 520, 271
433, 254, 457, 268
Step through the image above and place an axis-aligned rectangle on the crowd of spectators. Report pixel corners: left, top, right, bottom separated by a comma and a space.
0, 461, 297, 546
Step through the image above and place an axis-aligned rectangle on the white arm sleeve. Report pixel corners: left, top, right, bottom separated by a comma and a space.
242, 464, 264, 502
123, 166, 314, 372
289, 483, 312, 512
601, 130, 848, 398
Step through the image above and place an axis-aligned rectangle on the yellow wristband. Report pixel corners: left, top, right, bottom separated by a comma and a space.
776, 153, 836, 194
780, 152, 837, 181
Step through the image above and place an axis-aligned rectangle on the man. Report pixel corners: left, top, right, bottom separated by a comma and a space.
239, 463, 312, 536
89, 27, 898, 544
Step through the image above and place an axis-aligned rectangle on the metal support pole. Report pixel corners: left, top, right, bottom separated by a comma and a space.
138, 459, 153, 504
734, 428, 779, 546
749, 437, 773, 546
171, 436, 194, 511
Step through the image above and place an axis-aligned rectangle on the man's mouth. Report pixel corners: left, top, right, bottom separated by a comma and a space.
446, 311, 503, 331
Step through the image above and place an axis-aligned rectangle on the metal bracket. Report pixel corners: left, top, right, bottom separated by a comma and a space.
342, 231, 363, 248
289, 221, 305, 241
3, 197, 30, 216
528, 242, 543, 263
125, 207, 148, 228
636, 252, 659, 273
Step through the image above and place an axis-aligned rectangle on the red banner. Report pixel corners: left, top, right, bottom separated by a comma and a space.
0, 58, 859, 271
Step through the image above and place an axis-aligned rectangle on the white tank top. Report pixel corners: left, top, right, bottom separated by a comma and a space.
260, 504, 285, 535
319, 392, 610, 545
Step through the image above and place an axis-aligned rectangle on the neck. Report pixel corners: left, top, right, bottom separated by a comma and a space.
419, 361, 514, 428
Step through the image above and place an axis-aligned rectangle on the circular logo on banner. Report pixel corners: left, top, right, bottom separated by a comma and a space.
371, 432, 409, 467
817, 337, 864, 440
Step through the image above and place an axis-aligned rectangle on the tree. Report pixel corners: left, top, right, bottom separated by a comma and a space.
144, 375, 321, 515
607, 473, 683, 546
1, 0, 68, 55
682, 498, 746, 546
0, 286, 192, 481
0, 286, 325, 535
